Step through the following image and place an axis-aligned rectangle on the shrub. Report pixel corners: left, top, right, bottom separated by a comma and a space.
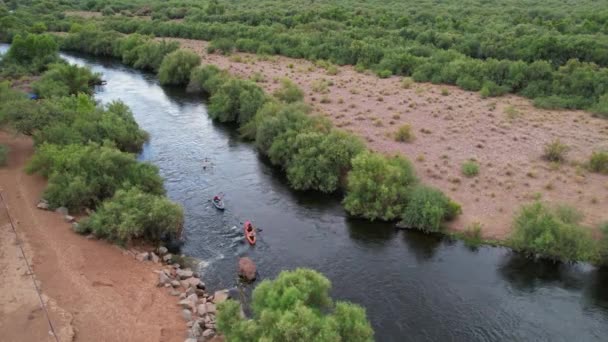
592, 93, 608, 118
78, 188, 183, 244
401, 77, 414, 89
2, 33, 59, 72
461, 160, 480, 177
217, 268, 373, 342
394, 124, 414, 142
26, 143, 164, 210
589, 151, 608, 174
207, 38, 234, 55
543, 139, 569, 162
510, 202, 598, 262
0, 145, 8, 166
188, 64, 229, 94
480, 81, 510, 98
286, 130, 365, 192
344, 152, 417, 220
399, 185, 460, 232
462, 222, 483, 248
158, 49, 201, 85
32, 63, 101, 98
240, 101, 310, 141
600, 223, 608, 265
273, 78, 304, 103
208, 79, 267, 124
131, 40, 180, 71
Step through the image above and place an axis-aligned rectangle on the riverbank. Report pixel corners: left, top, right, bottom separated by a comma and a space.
0, 131, 185, 341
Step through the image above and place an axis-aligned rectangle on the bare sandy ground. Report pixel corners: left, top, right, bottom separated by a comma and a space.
0, 131, 184, 341
166, 38, 608, 239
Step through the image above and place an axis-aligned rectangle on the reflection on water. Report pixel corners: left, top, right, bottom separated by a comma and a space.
3, 43, 606, 341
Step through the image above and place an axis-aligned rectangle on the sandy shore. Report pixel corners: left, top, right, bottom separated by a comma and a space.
163, 37, 608, 239
0, 131, 184, 341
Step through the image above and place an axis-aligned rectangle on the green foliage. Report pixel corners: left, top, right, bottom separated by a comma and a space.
207, 38, 234, 55
32, 63, 101, 98
344, 152, 417, 221
462, 222, 483, 248
543, 139, 569, 162
216, 268, 373, 342
589, 151, 608, 174
399, 185, 460, 232
273, 78, 304, 103
510, 202, 598, 262
78, 187, 183, 244
2, 33, 59, 73
461, 160, 480, 177
208, 78, 267, 124
394, 124, 414, 142
592, 93, 608, 118
188, 64, 228, 94
158, 49, 201, 85
480, 81, 510, 98
26, 143, 164, 210
0, 145, 8, 166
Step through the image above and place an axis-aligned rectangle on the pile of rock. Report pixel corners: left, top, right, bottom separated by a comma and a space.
137, 246, 227, 342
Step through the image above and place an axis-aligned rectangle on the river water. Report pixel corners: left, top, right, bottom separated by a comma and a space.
3, 45, 608, 341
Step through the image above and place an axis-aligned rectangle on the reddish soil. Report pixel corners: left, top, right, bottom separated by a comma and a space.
0, 131, 184, 341
167, 38, 608, 239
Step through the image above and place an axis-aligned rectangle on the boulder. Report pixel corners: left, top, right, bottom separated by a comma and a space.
185, 286, 196, 297
36, 201, 49, 210
169, 289, 181, 296
182, 309, 192, 322
213, 290, 229, 304
238, 257, 257, 281
158, 271, 171, 287
64, 215, 75, 223
171, 280, 181, 288
202, 329, 215, 339
150, 252, 160, 263
176, 269, 194, 279
158, 246, 168, 255
205, 303, 216, 315
136, 252, 149, 262
184, 339, 197, 342
188, 321, 202, 338
55, 207, 68, 215
183, 277, 202, 289
162, 253, 173, 263
197, 304, 207, 316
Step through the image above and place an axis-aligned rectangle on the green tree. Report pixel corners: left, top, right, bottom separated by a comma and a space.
158, 49, 201, 85
216, 268, 373, 342
273, 78, 304, 103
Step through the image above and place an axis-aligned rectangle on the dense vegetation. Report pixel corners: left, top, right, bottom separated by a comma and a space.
0, 35, 183, 243
4, 0, 607, 114
217, 268, 373, 341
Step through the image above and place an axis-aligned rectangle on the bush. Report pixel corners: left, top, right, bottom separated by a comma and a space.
592, 93, 608, 118
344, 152, 417, 221
240, 101, 310, 141
542, 139, 569, 162
461, 160, 480, 177
217, 268, 373, 342
207, 38, 234, 55
286, 130, 365, 192
208, 78, 267, 124
394, 124, 414, 142
158, 49, 201, 85
26, 143, 164, 210
480, 81, 510, 98
131, 40, 180, 71
0, 145, 8, 166
401, 77, 414, 89
78, 188, 183, 244
32, 63, 101, 98
462, 222, 483, 248
273, 78, 304, 103
188, 65, 229, 94
510, 202, 598, 262
2, 33, 59, 72
399, 185, 460, 232
589, 151, 608, 174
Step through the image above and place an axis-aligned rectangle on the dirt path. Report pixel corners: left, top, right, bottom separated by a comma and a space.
163, 37, 608, 239
0, 132, 184, 341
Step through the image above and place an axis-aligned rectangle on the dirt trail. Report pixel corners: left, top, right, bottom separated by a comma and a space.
163, 37, 608, 239
0, 131, 184, 341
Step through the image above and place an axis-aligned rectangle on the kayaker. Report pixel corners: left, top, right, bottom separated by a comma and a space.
213, 195, 220, 202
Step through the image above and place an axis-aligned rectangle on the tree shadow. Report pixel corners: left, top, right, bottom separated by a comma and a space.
345, 217, 397, 247
400, 229, 445, 262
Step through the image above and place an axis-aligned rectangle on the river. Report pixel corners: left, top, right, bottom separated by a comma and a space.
3, 45, 608, 341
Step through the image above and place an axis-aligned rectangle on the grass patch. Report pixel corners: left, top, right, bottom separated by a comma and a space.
589, 151, 608, 174
461, 160, 480, 177
543, 139, 569, 163
394, 124, 414, 142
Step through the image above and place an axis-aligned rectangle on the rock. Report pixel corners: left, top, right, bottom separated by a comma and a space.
136, 252, 149, 262
204, 322, 216, 330
238, 257, 257, 281
36, 201, 49, 210
186, 321, 194, 328
185, 286, 195, 297
202, 329, 215, 339
179, 293, 187, 300
85, 234, 95, 240
213, 290, 229, 304
162, 253, 173, 263
55, 207, 68, 215
171, 280, 181, 288
71, 222, 80, 231
158, 246, 168, 255
179, 299, 193, 310
169, 289, 180, 296
64, 215, 75, 223
182, 309, 192, 322
184, 339, 197, 342
189, 321, 202, 338
197, 304, 207, 316
158, 271, 171, 287
183, 277, 202, 289
176, 269, 194, 279
150, 252, 160, 263
195, 289, 206, 298
205, 303, 216, 315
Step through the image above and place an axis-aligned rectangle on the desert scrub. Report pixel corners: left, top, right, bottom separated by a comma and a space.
273, 78, 304, 103
401, 77, 414, 89
509, 202, 598, 262
78, 188, 183, 244
462, 222, 483, 248
543, 139, 569, 162
461, 160, 480, 177
589, 151, 608, 174
311, 79, 331, 93
0, 145, 7, 166
399, 185, 461, 233
394, 124, 414, 142
158, 49, 201, 85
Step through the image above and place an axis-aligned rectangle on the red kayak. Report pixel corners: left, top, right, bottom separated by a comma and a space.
244, 220, 256, 245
